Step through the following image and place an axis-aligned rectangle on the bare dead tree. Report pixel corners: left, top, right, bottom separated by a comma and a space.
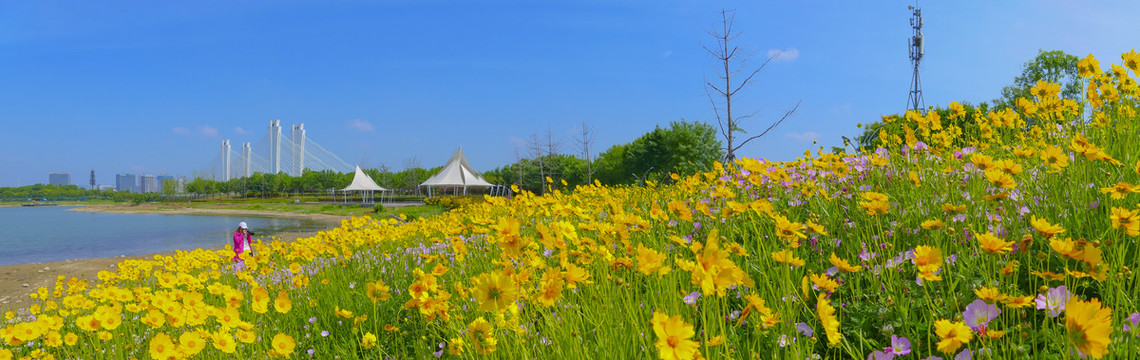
527, 133, 546, 194
703, 9, 801, 162
374, 163, 392, 189
525, 127, 564, 194
512, 141, 524, 185
544, 126, 562, 159
544, 126, 564, 186
574, 122, 597, 183
404, 156, 422, 195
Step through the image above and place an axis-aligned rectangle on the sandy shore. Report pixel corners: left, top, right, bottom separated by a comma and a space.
0, 205, 349, 313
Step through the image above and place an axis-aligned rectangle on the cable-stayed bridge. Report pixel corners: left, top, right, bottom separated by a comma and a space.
203, 120, 353, 181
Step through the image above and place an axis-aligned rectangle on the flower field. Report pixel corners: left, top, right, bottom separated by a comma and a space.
4, 51, 1140, 360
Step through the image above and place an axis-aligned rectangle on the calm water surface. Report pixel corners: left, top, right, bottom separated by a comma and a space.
0, 206, 331, 266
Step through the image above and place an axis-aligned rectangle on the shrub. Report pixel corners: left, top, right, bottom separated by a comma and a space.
423, 195, 477, 210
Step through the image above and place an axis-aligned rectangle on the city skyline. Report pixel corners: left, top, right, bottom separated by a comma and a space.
4, 1, 1140, 187
23, 171, 178, 192
33, 170, 176, 189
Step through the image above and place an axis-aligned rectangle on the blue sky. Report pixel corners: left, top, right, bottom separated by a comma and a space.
2, 1, 1139, 187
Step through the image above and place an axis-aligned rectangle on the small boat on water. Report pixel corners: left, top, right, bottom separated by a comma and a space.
21, 203, 59, 207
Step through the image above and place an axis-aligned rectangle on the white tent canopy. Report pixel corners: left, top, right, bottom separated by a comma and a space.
420, 147, 494, 196
339, 166, 388, 203
343, 166, 387, 191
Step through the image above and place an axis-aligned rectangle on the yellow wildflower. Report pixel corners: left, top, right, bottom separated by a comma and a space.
1066, 298, 1113, 359
271, 333, 295, 358
977, 231, 1014, 254
651, 312, 701, 360
934, 319, 973, 354
816, 295, 841, 345
828, 253, 862, 273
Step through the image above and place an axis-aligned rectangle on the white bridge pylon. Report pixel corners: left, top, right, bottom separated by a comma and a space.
205, 120, 354, 181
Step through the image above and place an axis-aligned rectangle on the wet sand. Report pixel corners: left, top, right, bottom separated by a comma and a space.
0, 205, 349, 313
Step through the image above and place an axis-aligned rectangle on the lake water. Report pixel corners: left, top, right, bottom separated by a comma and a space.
0, 206, 332, 266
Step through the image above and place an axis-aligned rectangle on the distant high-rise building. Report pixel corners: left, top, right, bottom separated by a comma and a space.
116, 174, 137, 192
140, 175, 159, 193
49, 173, 71, 186
157, 175, 174, 193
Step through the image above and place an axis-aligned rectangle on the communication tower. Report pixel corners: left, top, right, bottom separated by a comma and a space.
907, 5, 926, 114
90, 169, 96, 190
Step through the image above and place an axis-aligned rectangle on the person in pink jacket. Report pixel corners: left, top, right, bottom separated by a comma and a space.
233, 222, 253, 262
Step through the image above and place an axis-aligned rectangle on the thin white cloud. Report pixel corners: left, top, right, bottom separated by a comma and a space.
785, 131, 821, 143
234, 126, 249, 135
2, 155, 29, 162
347, 119, 374, 132
767, 48, 800, 62
198, 125, 219, 137
173, 125, 219, 137
662, 50, 673, 58
830, 102, 852, 115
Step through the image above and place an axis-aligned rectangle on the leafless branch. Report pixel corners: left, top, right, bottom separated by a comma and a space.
731, 56, 775, 95
732, 101, 801, 153
575, 122, 597, 182
705, 85, 728, 141
702, 8, 799, 161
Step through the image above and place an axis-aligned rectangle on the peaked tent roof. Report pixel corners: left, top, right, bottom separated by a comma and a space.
420, 148, 494, 187
342, 166, 388, 191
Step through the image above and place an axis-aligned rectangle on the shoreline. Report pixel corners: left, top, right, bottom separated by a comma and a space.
0, 205, 350, 314
67, 203, 351, 223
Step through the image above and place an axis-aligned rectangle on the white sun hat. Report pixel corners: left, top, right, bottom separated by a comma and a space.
239, 222, 248, 229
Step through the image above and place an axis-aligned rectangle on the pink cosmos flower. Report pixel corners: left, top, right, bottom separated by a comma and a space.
963, 299, 1000, 330
683, 291, 700, 305
886, 335, 911, 355
795, 322, 814, 337
955, 348, 971, 360
1035, 286, 1070, 318
1124, 312, 1140, 335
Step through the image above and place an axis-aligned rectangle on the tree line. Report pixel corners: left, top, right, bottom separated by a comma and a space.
484, 120, 724, 194
183, 166, 442, 197
0, 184, 163, 202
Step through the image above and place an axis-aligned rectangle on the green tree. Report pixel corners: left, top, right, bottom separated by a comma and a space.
660, 120, 724, 177
486, 121, 722, 190
994, 50, 1083, 110
580, 120, 724, 186
593, 143, 630, 185
484, 154, 586, 194
623, 120, 723, 182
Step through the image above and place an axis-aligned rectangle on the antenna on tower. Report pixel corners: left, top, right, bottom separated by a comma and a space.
907, 4, 926, 114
